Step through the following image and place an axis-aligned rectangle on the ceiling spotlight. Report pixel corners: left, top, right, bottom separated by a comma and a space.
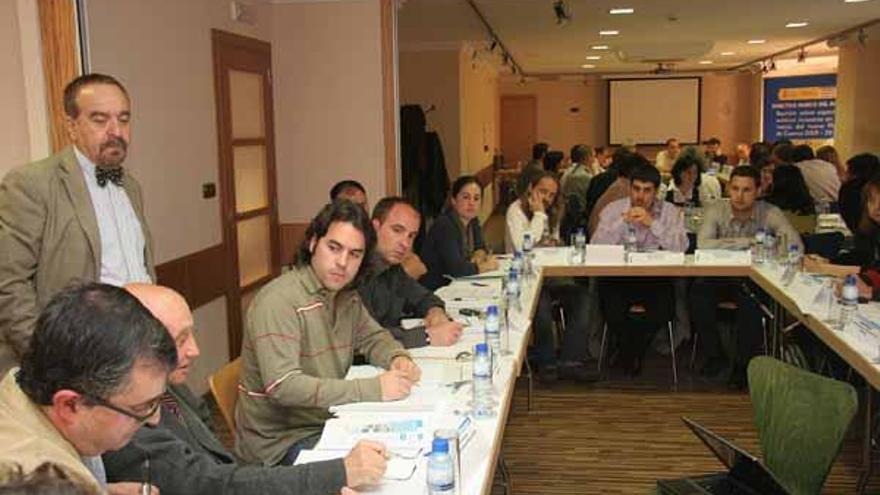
859, 28, 869, 45
518, 76, 527, 86
797, 48, 807, 63
591, 45, 610, 50
786, 21, 809, 28
554, 0, 572, 26
748, 39, 766, 44
769, 59, 777, 71
489, 40, 498, 52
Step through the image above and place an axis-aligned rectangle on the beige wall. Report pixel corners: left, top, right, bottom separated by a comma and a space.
271, 0, 387, 222
500, 77, 607, 157
500, 73, 762, 160
700, 72, 761, 156
87, 0, 271, 263
0, 0, 31, 179
836, 28, 880, 161
458, 46, 500, 221
399, 49, 461, 177
86, 0, 272, 394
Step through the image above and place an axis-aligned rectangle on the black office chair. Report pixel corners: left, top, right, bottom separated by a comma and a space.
803, 232, 844, 260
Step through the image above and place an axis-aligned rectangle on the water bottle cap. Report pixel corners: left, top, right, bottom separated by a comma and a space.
475, 343, 488, 354
432, 437, 449, 453
524, 233, 531, 239
514, 251, 522, 258
789, 243, 799, 251
486, 305, 499, 316
845, 274, 858, 285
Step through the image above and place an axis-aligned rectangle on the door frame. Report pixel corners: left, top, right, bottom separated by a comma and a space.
211, 29, 280, 358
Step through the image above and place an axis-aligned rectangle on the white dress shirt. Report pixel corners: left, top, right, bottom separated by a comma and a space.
74, 147, 152, 286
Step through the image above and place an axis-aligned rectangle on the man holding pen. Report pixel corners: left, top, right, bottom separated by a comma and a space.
235, 201, 421, 467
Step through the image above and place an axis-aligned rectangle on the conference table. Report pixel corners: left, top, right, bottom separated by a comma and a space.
303, 247, 880, 494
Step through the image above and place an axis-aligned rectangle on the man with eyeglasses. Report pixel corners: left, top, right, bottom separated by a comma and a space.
0, 283, 177, 494
103, 284, 387, 494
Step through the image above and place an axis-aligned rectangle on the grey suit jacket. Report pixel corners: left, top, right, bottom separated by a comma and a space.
103, 384, 347, 495
0, 146, 155, 373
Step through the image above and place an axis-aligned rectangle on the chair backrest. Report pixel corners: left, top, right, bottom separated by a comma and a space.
802, 231, 844, 260
208, 357, 241, 433
747, 356, 857, 495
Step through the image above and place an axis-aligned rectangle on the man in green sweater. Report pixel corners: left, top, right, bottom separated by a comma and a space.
236, 200, 421, 466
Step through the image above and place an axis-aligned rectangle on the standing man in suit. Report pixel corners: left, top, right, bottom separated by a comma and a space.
0, 73, 154, 374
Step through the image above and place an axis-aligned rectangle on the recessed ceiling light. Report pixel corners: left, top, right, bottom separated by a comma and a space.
748, 39, 766, 44
599, 30, 620, 36
581, 64, 596, 69
585, 55, 602, 60
721, 51, 735, 56
844, 0, 872, 3
591, 45, 610, 50
699, 60, 714, 65
609, 8, 634, 14
786, 21, 809, 28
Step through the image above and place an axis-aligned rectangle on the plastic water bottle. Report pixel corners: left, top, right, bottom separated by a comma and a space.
511, 251, 523, 278
764, 231, 777, 266
506, 268, 521, 310
753, 228, 766, 264
522, 233, 534, 280
838, 275, 859, 331
472, 343, 495, 418
427, 438, 455, 494
573, 228, 587, 264
782, 243, 801, 285
624, 224, 638, 259
485, 305, 501, 359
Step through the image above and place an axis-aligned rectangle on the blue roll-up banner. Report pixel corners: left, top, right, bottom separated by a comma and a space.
763, 74, 836, 142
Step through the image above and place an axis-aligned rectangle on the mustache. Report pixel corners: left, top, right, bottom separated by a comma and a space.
101, 137, 128, 152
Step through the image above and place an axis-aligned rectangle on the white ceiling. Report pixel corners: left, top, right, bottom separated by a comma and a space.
398, 0, 880, 74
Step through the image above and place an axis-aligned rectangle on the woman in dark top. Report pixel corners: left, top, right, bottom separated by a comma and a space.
665, 154, 702, 207
806, 177, 880, 300
420, 176, 498, 289
838, 153, 880, 232
765, 165, 816, 235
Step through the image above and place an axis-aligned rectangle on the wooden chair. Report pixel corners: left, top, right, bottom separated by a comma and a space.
208, 357, 241, 433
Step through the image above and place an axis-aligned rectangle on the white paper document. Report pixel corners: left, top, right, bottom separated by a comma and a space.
627, 251, 685, 265
585, 244, 625, 264
694, 249, 752, 265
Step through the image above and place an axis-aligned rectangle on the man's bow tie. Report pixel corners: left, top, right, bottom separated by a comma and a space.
95, 166, 124, 187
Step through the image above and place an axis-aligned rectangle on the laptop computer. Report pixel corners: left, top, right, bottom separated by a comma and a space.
657, 417, 789, 495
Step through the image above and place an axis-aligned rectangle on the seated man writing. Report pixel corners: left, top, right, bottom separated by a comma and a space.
359, 197, 462, 348
103, 283, 387, 494
235, 200, 421, 467
0, 283, 177, 494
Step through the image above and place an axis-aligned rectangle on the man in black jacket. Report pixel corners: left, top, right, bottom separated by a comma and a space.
360, 197, 463, 348
103, 284, 387, 495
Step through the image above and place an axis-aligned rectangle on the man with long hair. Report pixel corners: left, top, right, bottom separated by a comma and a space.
235, 201, 420, 467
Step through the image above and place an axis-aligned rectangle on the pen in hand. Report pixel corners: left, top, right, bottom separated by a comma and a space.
141, 455, 151, 495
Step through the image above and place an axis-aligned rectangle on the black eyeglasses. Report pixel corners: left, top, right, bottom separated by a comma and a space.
81, 392, 163, 424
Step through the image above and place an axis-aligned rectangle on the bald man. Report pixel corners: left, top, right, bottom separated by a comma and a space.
102, 284, 386, 494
